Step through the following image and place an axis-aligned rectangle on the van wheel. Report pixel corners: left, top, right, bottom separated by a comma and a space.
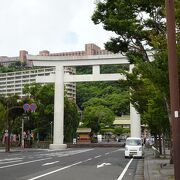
125, 156, 128, 159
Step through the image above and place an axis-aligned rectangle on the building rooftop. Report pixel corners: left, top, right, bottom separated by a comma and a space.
76, 128, 91, 133
113, 115, 130, 125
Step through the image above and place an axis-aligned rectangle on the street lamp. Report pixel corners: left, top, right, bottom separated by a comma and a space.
21, 113, 29, 148
21, 117, 24, 148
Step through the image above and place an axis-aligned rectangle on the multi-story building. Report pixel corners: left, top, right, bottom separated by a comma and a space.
0, 67, 76, 100
0, 43, 111, 100
0, 43, 111, 66
0, 56, 19, 67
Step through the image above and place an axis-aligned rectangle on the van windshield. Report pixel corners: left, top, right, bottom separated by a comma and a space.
126, 139, 141, 146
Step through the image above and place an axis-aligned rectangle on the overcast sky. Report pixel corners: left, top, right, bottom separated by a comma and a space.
0, 0, 114, 57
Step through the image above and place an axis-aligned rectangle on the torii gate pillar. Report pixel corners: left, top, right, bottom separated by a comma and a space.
130, 64, 141, 138
130, 104, 141, 137
49, 65, 67, 149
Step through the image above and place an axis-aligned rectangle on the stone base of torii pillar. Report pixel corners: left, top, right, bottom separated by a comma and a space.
49, 144, 67, 150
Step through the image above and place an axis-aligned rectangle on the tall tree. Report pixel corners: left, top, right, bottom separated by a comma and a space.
23, 83, 80, 142
0, 95, 24, 151
92, 0, 180, 158
64, 97, 80, 142
83, 105, 115, 134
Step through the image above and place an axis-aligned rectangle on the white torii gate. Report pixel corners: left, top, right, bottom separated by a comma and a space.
27, 54, 141, 149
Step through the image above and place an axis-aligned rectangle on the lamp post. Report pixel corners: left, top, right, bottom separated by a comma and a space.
21, 117, 24, 148
22, 103, 37, 148
165, 0, 180, 179
21, 114, 29, 148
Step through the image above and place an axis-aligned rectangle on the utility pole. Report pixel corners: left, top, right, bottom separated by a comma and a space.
165, 0, 180, 179
21, 117, 25, 148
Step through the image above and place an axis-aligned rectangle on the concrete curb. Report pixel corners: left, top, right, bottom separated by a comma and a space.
134, 158, 144, 180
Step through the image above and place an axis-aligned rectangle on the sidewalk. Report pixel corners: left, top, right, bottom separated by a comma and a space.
143, 147, 174, 180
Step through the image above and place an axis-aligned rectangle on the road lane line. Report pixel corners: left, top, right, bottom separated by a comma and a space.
117, 158, 133, 180
0, 160, 22, 164
111, 149, 124, 153
0, 158, 52, 169
42, 161, 59, 166
83, 158, 92, 162
28, 161, 83, 180
94, 155, 101, 158
0, 158, 23, 161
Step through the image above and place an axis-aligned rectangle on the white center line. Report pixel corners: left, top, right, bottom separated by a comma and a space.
28, 161, 83, 180
117, 158, 133, 180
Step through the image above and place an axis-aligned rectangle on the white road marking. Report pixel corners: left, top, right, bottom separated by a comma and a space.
42, 161, 59, 166
0, 160, 22, 164
83, 158, 92, 162
0, 158, 52, 169
117, 158, 133, 180
94, 155, 101, 158
28, 161, 83, 180
105, 152, 110, 155
111, 149, 124, 153
97, 162, 111, 168
38, 149, 93, 157
0, 157, 23, 161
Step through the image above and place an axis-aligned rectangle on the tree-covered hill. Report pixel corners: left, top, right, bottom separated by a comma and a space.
76, 64, 130, 116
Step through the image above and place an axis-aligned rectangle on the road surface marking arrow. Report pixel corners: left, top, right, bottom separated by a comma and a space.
97, 162, 111, 168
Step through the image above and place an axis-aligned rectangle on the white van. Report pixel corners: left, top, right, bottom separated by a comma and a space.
125, 137, 143, 158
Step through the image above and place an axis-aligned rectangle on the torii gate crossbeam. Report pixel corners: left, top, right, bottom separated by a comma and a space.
27, 54, 141, 149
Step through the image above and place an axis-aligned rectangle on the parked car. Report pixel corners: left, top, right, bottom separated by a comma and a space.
117, 138, 126, 146
125, 137, 143, 158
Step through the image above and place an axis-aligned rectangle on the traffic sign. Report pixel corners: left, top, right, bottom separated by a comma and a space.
23, 103, 30, 111
23, 103, 37, 112
30, 103, 37, 111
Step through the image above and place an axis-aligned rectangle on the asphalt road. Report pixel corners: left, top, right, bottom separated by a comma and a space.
0, 148, 140, 180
